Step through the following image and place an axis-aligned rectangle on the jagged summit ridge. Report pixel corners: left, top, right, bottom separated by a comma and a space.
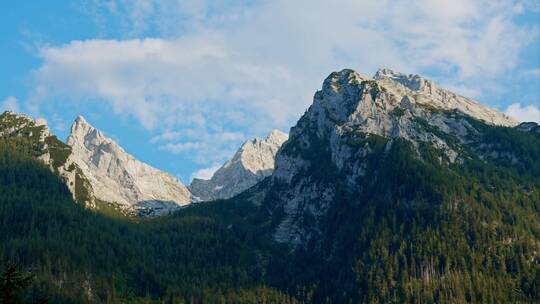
373, 68, 516, 126
268, 68, 522, 245
190, 129, 288, 202
0, 111, 92, 205
70, 116, 106, 150
265, 129, 289, 148
315, 68, 516, 128
67, 116, 192, 215
0, 111, 51, 138
239, 69, 540, 303
373, 68, 432, 91
236, 129, 288, 175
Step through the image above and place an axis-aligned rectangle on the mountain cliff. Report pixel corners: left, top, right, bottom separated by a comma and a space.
0, 112, 193, 216
0, 111, 93, 205
190, 130, 288, 201
239, 68, 539, 302
67, 116, 192, 216
266, 68, 522, 245
0, 69, 538, 303
372, 68, 516, 126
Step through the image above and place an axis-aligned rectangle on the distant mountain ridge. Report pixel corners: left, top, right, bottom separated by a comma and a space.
0, 111, 289, 216
190, 129, 288, 202
0, 68, 539, 303
0, 68, 528, 218
0, 112, 194, 216
263, 68, 523, 245
67, 116, 192, 216
225, 68, 540, 302
0, 111, 93, 205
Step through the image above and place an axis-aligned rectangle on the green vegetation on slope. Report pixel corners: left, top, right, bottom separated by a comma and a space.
266, 124, 540, 303
0, 142, 295, 303
0, 112, 539, 303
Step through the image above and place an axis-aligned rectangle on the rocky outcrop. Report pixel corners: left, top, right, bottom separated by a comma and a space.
190, 130, 288, 201
373, 68, 516, 127
67, 116, 191, 216
0, 111, 93, 206
261, 68, 520, 245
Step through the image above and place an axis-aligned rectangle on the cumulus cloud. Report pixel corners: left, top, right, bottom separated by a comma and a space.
505, 103, 540, 123
1, 96, 20, 112
156, 128, 245, 164
33, 36, 306, 130
31, 0, 537, 167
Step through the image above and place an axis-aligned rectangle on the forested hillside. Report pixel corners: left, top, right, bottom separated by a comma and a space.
1, 68, 540, 303
0, 141, 295, 303
1, 119, 539, 303
264, 123, 540, 303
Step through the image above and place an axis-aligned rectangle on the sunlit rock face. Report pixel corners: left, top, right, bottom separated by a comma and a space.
67, 116, 192, 216
190, 129, 288, 202
262, 68, 518, 245
0, 111, 94, 206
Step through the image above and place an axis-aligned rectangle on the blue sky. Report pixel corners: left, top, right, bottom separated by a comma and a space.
1, 0, 539, 183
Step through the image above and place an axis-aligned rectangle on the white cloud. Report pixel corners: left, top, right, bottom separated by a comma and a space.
150, 130, 183, 143
1, 96, 20, 112
157, 129, 244, 164
31, 0, 537, 166
33, 37, 306, 130
505, 103, 540, 123
190, 164, 221, 181
159, 141, 203, 154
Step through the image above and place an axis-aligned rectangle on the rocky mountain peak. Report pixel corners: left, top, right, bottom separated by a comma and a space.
236, 130, 288, 175
189, 129, 288, 202
309, 68, 516, 137
322, 69, 368, 92
0, 111, 92, 205
72, 115, 93, 134
373, 68, 433, 91
374, 68, 516, 126
283, 68, 518, 171
266, 129, 288, 146
72, 115, 90, 131
67, 116, 191, 216
0, 111, 51, 138
269, 68, 522, 245
75, 115, 87, 124
69, 115, 109, 148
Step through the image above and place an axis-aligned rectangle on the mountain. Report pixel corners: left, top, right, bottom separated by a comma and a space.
268, 68, 520, 245
0, 111, 93, 205
0, 112, 192, 217
190, 129, 288, 201
0, 138, 294, 303
372, 68, 516, 126
1, 69, 539, 303
67, 116, 192, 216
237, 68, 540, 302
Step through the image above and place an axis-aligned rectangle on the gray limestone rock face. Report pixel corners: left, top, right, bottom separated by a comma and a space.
190, 129, 288, 202
67, 116, 192, 215
0, 111, 93, 207
263, 68, 519, 246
